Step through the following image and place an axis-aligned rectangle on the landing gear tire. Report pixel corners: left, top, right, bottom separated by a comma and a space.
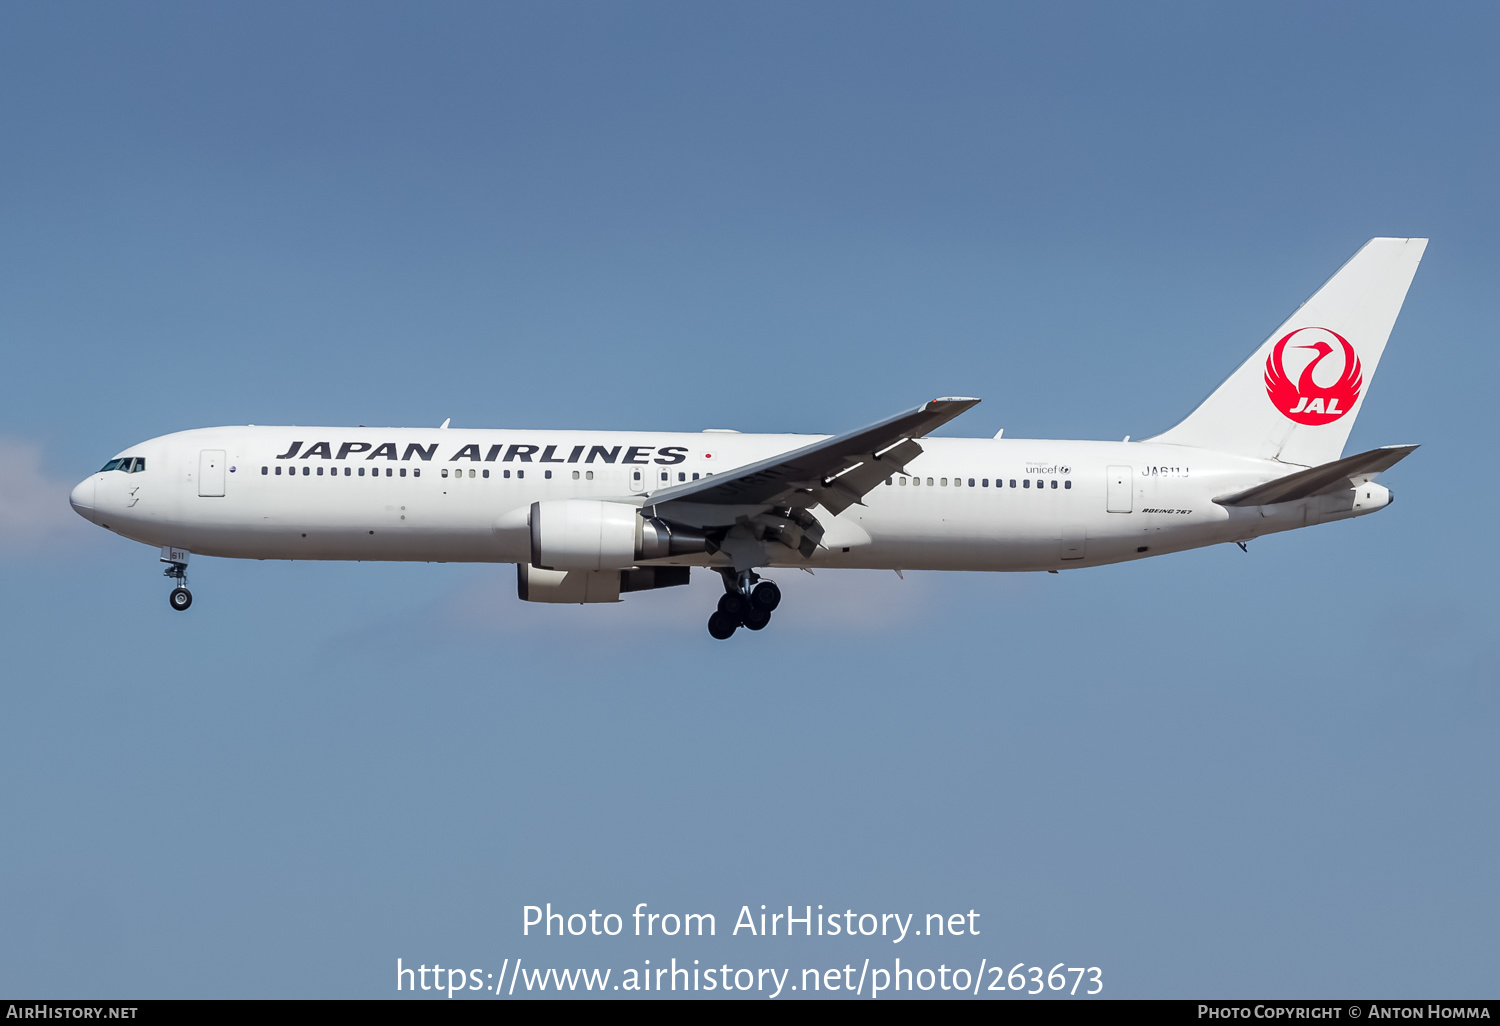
751, 581, 781, 612
169, 587, 193, 611
742, 608, 771, 631
717, 592, 749, 619
707, 611, 738, 640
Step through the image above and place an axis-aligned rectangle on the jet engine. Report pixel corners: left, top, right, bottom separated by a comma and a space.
528, 499, 707, 571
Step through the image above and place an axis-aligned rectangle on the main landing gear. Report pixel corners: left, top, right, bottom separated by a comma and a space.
707, 570, 781, 640
164, 560, 192, 611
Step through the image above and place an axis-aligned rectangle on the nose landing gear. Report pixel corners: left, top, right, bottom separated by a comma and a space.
706, 571, 781, 639
162, 547, 192, 611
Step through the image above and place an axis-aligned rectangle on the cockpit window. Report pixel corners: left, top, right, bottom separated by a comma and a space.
99, 457, 146, 473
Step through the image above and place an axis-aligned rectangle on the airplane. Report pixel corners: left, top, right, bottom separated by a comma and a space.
69, 237, 1426, 639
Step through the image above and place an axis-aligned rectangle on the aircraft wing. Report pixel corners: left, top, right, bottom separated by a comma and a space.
646, 397, 980, 518
1214, 444, 1419, 507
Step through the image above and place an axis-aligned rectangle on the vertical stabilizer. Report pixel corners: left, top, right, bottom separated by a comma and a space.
1148, 238, 1426, 466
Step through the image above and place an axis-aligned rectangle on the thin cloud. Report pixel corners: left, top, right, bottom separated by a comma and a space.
0, 438, 94, 557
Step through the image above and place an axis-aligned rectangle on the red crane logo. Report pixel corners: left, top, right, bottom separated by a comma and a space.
1264, 327, 1362, 425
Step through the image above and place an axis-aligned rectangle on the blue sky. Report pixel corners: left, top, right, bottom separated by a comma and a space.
1, 1, 1496, 998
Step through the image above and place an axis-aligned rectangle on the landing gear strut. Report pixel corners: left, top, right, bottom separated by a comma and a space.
706, 570, 781, 639
164, 560, 192, 611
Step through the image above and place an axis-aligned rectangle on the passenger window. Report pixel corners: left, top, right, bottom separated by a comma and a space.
678, 472, 686, 482
317, 467, 324, 476
572, 470, 580, 479
400, 468, 407, 478
517, 470, 523, 479
504, 470, 511, 479
442, 469, 449, 478
926, 477, 933, 486
587, 471, 595, 480
275, 466, 282, 476
483, 469, 489, 478
1050, 479, 1058, 489
1023, 479, 1030, 488
690, 472, 698, 480
358, 467, 365, 477
1064, 480, 1072, 489
385, 468, 392, 477
941, 478, 948, 487
545, 470, 552, 479
982, 478, 988, 487
886, 477, 893, 486
302, 466, 309, 476
468, 469, 475, 478
261, 466, 268, 475
899, 477, 906, 486
1009, 479, 1016, 488
968, 478, 975, 487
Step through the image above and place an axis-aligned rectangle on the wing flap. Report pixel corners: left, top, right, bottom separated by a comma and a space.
817, 438, 924, 514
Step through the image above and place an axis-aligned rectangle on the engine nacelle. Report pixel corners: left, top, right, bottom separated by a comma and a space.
529, 499, 707, 571
517, 564, 692, 604
530, 499, 638, 570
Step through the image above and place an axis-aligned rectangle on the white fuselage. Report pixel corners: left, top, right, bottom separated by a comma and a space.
69, 425, 1391, 573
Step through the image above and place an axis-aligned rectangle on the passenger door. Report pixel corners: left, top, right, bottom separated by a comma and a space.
198, 450, 226, 497
1106, 465, 1132, 513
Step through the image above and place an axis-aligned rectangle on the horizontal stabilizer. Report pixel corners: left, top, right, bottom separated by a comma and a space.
1215, 444, 1418, 507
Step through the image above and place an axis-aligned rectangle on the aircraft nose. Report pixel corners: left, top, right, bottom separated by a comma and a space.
70, 477, 97, 523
